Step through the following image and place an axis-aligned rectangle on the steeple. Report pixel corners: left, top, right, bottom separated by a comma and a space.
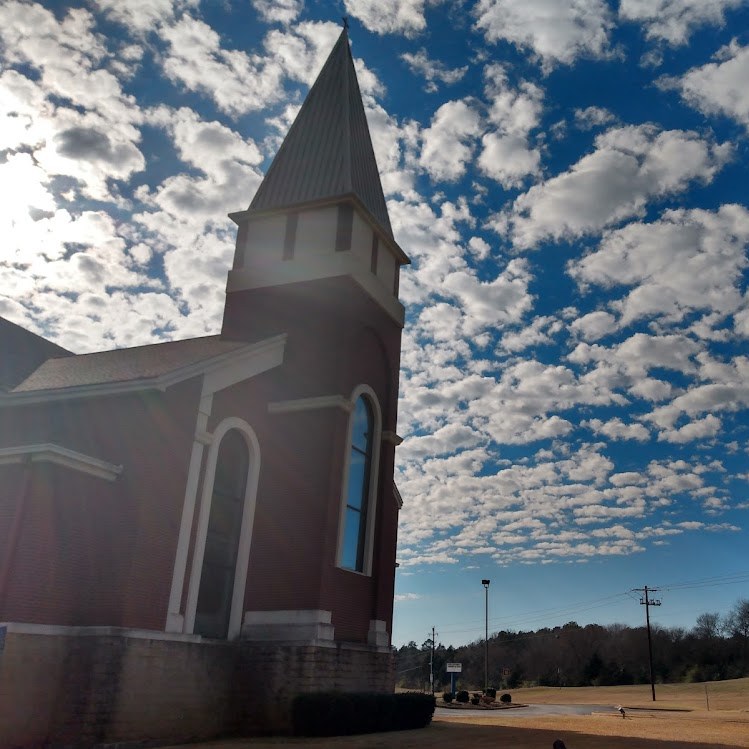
224, 28, 409, 332
248, 28, 393, 238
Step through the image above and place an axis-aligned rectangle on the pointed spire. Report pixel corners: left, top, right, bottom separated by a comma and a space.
249, 28, 393, 238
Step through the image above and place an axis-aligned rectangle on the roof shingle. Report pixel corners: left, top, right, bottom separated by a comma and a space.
12, 336, 246, 393
248, 29, 393, 238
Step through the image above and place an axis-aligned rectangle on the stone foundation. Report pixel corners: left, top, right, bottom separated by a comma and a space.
0, 624, 394, 747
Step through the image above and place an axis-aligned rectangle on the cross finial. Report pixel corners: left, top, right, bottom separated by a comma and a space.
342, 16, 349, 30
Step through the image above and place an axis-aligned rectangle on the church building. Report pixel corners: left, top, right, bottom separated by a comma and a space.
0, 28, 409, 746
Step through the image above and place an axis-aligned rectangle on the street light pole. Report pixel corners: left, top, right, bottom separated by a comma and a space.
482, 579, 490, 691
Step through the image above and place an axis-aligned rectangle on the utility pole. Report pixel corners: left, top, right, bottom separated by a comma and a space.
482, 579, 491, 691
429, 626, 436, 695
634, 586, 661, 701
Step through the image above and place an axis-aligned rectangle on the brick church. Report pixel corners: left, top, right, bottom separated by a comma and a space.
0, 28, 409, 745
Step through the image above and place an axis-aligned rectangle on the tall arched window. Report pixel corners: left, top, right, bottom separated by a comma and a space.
341, 396, 374, 572
194, 429, 248, 639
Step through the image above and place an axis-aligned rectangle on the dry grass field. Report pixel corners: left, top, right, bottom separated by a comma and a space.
162, 678, 749, 749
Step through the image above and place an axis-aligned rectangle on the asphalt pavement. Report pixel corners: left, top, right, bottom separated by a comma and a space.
437, 703, 615, 718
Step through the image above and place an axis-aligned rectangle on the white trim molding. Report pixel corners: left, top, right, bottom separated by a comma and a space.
335, 384, 382, 577
184, 417, 261, 641
0, 622, 203, 643
367, 619, 390, 648
393, 483, 404, 510
268, 394, 353, 414
381, 431, 403, 446
241, 609, 335, 643
0, 443, 122, 481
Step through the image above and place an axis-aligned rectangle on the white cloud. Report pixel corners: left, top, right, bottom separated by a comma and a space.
344, 0, 426, 37
0, 3, 146, 201
264, 21, 343, 88
619, 0, 745, 46
570, 333, 701, 377
574, 106, 616, 129
584, 417, 650, 442
419, 100, 482, 182
670, 41, 749, 130
569, 205, 749, 327
159, 15, 285, 117
251, 0, 304, 24
570, 310, 618, 341
474, 0, 613, 70
483, 64, 544, 135
657, 414, 722, 444
501, 125, 732, 249
95, 0, 198, 31
401, 48, 468, 92
478, 132, 542, 188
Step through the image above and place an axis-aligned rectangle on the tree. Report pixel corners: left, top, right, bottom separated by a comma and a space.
725, 598, 749, 673
693, 613, 721, 641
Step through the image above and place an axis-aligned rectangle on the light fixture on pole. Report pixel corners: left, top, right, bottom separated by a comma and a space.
481, 579, 490, 691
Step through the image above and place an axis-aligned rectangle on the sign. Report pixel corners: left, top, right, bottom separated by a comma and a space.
446, 662, 462, 673
502, 668, 510, 677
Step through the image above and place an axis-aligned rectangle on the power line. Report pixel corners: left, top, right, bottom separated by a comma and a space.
437, 590, 633, 637
656, 571, 749, 592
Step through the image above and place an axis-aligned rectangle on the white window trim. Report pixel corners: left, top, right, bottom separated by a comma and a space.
184, 417, 261, 640
0, 443, 122, 481
165, 336, 284, 634
335, 384, 382, 577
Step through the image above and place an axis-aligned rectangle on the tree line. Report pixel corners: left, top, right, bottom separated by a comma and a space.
395, 598, 749, 691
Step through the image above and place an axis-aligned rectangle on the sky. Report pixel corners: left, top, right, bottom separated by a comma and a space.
2, 0, 749, 648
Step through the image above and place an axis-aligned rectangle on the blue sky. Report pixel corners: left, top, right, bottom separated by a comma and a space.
2, 0, 748, 647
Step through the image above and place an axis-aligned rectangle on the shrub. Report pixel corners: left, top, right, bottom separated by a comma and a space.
455, 690, 469, 703
442, 691, 454, 703
470, 694, 480, 705
500, 692, 512, 704
485, 687, 496, 700
292, 691, 435, 736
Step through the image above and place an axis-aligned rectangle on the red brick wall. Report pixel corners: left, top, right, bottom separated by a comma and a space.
0, 378, 201, 629
221, 276, 402, 642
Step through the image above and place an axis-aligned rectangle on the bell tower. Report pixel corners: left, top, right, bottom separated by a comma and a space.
221, 28, 409, 341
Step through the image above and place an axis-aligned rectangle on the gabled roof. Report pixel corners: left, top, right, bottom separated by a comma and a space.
3, 332, 286, 406
11, 335, 243, 393
0, 316, 73, 392
248, 28, 393, 239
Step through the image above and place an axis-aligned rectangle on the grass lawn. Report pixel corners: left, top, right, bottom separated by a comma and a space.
161, 678, 749, 749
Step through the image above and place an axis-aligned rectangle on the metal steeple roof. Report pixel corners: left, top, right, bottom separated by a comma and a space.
248, 28, 393, 238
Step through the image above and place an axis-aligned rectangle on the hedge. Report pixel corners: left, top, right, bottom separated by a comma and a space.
292, 691, 436, 736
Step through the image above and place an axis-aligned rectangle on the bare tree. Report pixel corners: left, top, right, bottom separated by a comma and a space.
725, 599, 749, 672
693, 612, 721, 640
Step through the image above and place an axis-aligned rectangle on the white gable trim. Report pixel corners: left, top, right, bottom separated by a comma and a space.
393, 483, 403, 510
0, 444, 122, 481
0, 334, 286, 407
268, 395, 353, 414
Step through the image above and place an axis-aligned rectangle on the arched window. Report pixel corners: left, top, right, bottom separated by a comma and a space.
194, 429, 249, 639
341, 396, 375, 572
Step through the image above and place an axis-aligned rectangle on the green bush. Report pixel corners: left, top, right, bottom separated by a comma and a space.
292, 691, 436, 736
485, 687, 496, 700
442, 691, 454, 703
470, 694, 480, 705
500, 692, 512, 704
455, 690, 469, 703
